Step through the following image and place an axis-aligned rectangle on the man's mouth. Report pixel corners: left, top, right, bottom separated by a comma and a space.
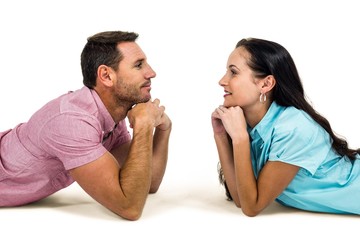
142, 81, 151, 88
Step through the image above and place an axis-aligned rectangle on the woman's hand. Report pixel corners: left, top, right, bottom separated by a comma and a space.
213, 105, 248, 143
211, 107, 227, 135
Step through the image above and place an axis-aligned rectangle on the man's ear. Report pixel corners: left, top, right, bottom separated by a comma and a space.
97, 65, 114, 87
261, 75, 276, 93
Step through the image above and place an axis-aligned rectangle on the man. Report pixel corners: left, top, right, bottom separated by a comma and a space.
0, 31, 172, 221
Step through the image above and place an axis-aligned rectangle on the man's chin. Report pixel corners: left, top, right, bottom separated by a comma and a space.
138, 96, 151, 104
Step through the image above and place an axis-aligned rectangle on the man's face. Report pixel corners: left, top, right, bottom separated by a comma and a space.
113, 41, 156, 105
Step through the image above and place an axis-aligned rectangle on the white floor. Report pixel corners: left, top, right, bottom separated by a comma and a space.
1, 177, 358, 239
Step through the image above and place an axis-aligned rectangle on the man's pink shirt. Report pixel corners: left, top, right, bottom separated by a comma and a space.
0, 87, 131, 206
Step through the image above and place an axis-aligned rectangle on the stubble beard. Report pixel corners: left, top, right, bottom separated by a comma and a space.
114, 77, 152, 108
115, 87, 151, 108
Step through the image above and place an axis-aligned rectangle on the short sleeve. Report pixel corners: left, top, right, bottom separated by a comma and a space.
38, 113, 107, 170
268, 113, 331, 175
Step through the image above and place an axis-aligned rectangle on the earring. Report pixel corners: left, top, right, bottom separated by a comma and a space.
259, 93, 267, 103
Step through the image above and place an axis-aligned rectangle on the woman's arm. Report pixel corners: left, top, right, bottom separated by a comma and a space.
212, 110, 241, 206
232, 138, 300, 216
214, 132, 241, 207
214, 105, 300, 216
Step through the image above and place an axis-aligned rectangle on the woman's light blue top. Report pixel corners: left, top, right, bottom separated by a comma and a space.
248, 101, 360, 214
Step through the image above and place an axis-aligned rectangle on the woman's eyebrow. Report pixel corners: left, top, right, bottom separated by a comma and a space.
229, 64, 240, 70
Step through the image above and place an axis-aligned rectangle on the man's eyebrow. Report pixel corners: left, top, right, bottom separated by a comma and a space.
135, 58, 145, 63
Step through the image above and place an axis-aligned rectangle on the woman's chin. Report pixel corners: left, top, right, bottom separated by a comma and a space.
223, 103, 236, 108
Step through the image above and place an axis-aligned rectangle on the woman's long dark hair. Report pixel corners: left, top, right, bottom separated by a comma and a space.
219, 37, 360, 200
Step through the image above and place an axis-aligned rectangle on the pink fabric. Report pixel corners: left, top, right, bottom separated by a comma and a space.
0, 87, 131, 206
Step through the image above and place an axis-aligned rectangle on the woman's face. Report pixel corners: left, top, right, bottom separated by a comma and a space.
219, 47, 262, 108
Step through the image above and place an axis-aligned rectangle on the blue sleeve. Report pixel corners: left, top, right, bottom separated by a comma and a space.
268, 111, 331, 175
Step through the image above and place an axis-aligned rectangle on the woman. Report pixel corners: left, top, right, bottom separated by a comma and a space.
211, 37, 360, 217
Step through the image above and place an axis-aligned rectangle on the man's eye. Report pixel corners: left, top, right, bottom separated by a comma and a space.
135, 62, 143, 68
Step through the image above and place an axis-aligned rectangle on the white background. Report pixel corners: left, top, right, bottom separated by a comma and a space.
1, 0, 359, 239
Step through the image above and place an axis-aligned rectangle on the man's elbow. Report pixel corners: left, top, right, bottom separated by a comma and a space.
149, 178, 163, 193
149, 185, 160, 194
109, 198, 147, 221
114, 206, 144, 221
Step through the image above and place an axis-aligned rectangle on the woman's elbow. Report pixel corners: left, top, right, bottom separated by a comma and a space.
241, 206, 262, 217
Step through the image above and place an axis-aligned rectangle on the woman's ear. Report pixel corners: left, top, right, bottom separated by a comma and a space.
262, 75, 276, 93
97, 65, 114, 88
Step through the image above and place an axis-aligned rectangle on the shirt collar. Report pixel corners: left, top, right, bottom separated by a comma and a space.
248, 101, 285, 141
89, 88, 116, 133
